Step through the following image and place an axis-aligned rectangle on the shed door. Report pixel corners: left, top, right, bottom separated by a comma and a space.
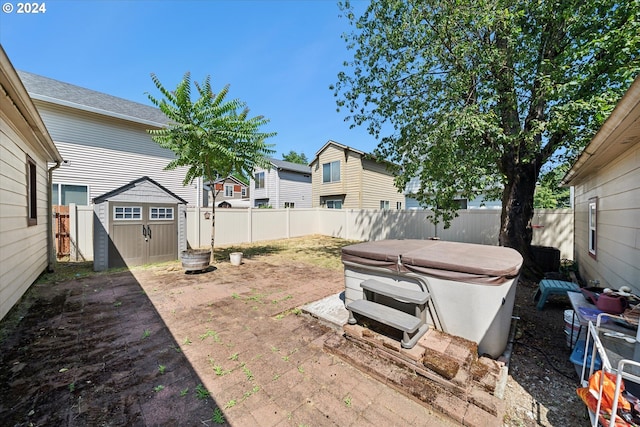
109, 203, 177, 268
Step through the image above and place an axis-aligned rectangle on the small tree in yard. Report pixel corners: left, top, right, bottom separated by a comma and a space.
333, 0, 640, 278
147, 72, 276, 262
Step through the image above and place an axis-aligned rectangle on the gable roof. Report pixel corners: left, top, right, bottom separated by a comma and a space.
93, 176, 187, 204
562, 75, 640, 186
313, 140, 366, 160
17, 70, 168, 128
206, 175, 248, 187
269, 158, 311, 174
0, 47, 62, 163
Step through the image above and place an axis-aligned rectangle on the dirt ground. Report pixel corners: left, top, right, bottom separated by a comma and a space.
1, 236, 589, 426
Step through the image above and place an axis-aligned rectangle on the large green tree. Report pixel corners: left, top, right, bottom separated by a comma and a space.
333, 0, 639, 276
282, 150, 309, 164
148, 72, 276, 261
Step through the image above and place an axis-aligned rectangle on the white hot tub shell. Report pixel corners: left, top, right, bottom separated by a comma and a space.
342, 239, 523, 358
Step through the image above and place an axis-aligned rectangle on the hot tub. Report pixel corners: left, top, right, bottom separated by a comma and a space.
342, 239, 523, 358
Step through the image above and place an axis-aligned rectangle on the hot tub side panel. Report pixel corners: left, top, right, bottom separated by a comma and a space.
344, 264, 518, 358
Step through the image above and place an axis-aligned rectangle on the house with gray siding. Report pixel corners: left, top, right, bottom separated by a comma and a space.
561, 75, 640, 293
250, 158, 311, 208
1, 47, 64, 320
17, 71, 201, 207
204, 176, 250, 208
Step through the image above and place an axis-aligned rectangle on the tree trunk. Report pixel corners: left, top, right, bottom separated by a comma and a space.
210, 202, 216, 264
499, 160, 543, 281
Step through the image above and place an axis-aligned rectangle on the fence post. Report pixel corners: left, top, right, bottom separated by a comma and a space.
69, 203, 77, 261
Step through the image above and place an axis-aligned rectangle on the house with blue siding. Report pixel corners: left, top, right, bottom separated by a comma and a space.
250, 158, 312, 208
17, 71, 202, 207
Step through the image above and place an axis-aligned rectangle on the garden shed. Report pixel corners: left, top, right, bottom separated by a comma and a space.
93, 176, 187, 271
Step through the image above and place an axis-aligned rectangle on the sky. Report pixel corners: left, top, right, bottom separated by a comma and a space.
0, 0, 378, 160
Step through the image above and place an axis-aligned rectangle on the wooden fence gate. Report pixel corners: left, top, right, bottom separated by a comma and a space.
54, 205, 70, 258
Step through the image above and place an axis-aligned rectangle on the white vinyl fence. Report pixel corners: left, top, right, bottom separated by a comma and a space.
65, 206, 574, 262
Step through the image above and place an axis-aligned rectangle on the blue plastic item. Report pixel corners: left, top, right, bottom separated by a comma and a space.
570, 339, 602, 372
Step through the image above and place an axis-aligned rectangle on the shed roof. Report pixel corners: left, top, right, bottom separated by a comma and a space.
17, 70, 168, 128
93, 176, 188, 204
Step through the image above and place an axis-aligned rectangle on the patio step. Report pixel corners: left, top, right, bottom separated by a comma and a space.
361, 279, 430, 304
347, 299, 429, 349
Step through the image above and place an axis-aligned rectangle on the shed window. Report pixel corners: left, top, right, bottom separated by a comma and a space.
150, 207, 174, 220
322, 161, 340, 183
114, 206, 142, 220
225, 184, 233, 197
27, 156, 37, 226
284, 202, 295, 208
241, 187, 247, 197
588, 198, 597, 258
255, 172, 265, 189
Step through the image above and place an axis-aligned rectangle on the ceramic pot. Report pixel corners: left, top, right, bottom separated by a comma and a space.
596, 293, 628, 314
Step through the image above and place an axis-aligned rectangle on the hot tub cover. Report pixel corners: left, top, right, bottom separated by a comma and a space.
341, 239, 523, 285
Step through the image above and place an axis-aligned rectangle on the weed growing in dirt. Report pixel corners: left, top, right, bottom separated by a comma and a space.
242, 386, 260, 401
141, 329, 151, 339
242, 366, 254, 381
69, 382, 75, 392
180, 388, 189, 396
158, 365, 166, 374
153, 385, 164, 392
231, 293, 240, 299
271, 346, 279, 352
113, 301, 122, 307
212, 408, 226, 424
229, 352, 239, 361
297, 365, 304, 374
344, 395, 352, 407
224, 399, 236, 409
199, 330, 220, 342
183, 337, 192, 345
195, 383, 210, 399
273, 373, 280, 381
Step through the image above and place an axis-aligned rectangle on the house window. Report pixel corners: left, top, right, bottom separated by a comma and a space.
255, 198, 269, 208
396, 202, 402, 210
52, 183, 89, 206
255, 172, 265, 189
114, 206, 142, 220
322, 161, 340, 183
588, 198, 597, 258
454, 198, 468, 209
284, 202, 295, 208
150, 207, 174, 220
326, 199, 342, 209
27, 157, 37, 226
225, 184, 233, 197
380, 200, 390, 210
241, 188, 247, 197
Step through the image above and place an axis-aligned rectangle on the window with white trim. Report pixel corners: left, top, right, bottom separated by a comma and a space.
225, 184, 233, 197
396, 201, 402, 210
150, 207, 174, 220
114, 206, 142, 220
380, 200, 390, 210
241, 187, 247, 197
255, 172, 265, 189
326, 199, 342, 209
588, 198, 597, 258
322, 161, 340, 183
52, 183, 89, 206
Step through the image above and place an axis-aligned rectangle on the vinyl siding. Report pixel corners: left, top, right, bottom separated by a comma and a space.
0, 107, 50, 320
574, 142, 640, 291
361, 159, 404, 209
313, 145, 348, 203
277, 170, 311, 208
34, 101, 198, 205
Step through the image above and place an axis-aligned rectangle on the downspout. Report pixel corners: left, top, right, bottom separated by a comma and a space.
47, 161, 62, 272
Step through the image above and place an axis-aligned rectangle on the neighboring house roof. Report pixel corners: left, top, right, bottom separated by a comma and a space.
562, 75, 640, 186
268, 158, 311, 174
0, 48, 62, 163
93, 176, 188, 204
205, 176, 248, 187
312, 140, 365, 162
17, 70, 168, 128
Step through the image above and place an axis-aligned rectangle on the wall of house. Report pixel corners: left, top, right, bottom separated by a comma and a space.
276, 170, 311, 208
312, 145, 358, 207
34, 101, 199, 205
574, 142, 640, 292
0, 104, 51, 320
361, 159, 404, 209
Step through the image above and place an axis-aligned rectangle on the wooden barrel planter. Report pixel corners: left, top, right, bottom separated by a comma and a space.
181, 249, 211, 272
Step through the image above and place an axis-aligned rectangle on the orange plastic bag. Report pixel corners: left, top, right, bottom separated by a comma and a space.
576, 370, 632, 427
